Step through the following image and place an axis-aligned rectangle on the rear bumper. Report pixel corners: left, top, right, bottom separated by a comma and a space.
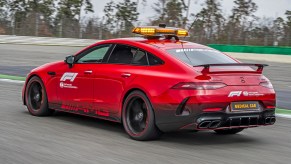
156, 109, 275, 132
183, 110, 275, 130
152, 85, 276, 132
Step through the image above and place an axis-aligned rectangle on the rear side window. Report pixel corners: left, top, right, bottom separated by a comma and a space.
148, 53, 164, 65
132, 50, 148, 65
167, 48, 236, 66
108, 44, 164, 66
108, 45, 135, 64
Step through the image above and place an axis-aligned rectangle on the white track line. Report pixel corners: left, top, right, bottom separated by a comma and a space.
1, 78, 291, 119
0, 79, 24, 84
276, 114, 291, 119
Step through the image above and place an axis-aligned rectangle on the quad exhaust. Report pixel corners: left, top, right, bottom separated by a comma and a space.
197, 116, 275, 129
198, 120, 221, 129
265, 116, 276, 125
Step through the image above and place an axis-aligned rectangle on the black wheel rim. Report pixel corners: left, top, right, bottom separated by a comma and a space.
28, 82, 43, 110
126, 97, 148, 134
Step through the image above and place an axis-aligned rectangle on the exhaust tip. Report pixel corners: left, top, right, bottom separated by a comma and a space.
198, 120, 221, 129
270, 117, 276, 125
198, 121, 211, 128
265, 117, 271, 124
208, 120, 221, 129
265, 117, 276, 125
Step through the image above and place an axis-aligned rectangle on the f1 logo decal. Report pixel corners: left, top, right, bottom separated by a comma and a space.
60, 72, 78, 82
228, 91, 242, 97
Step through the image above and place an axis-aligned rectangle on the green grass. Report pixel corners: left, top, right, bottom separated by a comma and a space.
0, 74, 26, 81
276, 108, 291, 115
0, 73, 291, 114
0, 42, 88, 47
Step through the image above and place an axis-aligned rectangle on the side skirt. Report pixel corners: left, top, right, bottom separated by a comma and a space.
49, 103, 121, 123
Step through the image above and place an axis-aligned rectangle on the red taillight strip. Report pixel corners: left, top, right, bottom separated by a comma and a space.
172, 82, 227, 90
266, 106, 276, 109
203, 108, 223, 112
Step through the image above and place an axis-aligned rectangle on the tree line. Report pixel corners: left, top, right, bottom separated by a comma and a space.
0, 0, 290, 46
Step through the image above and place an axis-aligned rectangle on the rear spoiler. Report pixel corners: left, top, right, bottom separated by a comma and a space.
193, 63, 268, 74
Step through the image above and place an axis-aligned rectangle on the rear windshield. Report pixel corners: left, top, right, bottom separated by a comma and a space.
167, 48, 236, 66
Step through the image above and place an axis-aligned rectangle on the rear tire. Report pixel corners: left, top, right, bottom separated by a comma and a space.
214, 128, 244, 135
122, 91, 162, 141
25, 76, 53, 116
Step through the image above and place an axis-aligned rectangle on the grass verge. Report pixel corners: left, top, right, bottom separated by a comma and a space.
0, 74, 26, 81
276, 108, 291, 115
0, 73, 290, 114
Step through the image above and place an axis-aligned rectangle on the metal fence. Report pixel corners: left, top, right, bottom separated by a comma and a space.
0, 19, 290, 47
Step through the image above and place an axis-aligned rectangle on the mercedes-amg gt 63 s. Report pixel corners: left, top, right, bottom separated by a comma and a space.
22, 25, 276, 140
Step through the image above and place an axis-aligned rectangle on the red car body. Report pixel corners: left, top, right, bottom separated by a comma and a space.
22, 37, 276, 136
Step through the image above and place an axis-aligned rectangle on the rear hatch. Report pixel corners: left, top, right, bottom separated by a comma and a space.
193, 63, 267, 86
166, 48, 268, 86
189, 65, 273, 112
210, 74, 261, 86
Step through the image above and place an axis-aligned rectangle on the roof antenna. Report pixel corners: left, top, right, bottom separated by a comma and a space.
159, 23, 166, 28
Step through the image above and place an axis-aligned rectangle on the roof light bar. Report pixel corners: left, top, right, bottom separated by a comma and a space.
132, 26, 189, 37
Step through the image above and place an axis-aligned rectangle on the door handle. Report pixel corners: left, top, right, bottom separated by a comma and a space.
121, 73, 131, 78
84, 70, 93, 74
47, 71, 56, 76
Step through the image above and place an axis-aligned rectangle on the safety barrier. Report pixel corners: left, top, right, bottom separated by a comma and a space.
208, 44, 291, 55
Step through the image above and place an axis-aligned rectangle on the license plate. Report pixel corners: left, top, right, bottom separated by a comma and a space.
231, 101, 259, 112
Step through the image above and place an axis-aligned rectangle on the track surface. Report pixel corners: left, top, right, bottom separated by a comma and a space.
1, 81, 291, 164
0, 44, 290, 109
0, 44, 291, 163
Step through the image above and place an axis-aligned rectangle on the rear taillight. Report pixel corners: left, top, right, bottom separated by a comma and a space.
172, 82, 227, 90
259, 81, 273, 89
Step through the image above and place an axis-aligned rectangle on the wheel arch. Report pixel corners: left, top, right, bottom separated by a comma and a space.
122, 88, 148, 105
22, 74, 44, 105
121, 88, 156, 121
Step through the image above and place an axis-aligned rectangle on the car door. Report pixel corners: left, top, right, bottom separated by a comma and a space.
93, 44, 149, 114
57, 44, 112, 113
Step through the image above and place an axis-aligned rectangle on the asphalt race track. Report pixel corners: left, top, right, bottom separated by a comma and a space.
1, 44, 291, 164
1, 81, 291, 164
0, 44, 290, 109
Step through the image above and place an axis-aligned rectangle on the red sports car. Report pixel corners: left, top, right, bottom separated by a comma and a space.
22, 25, 276, 140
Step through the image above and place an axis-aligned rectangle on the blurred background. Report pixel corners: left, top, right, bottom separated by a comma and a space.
0, 0, 290, 46
1, 1, 291, 164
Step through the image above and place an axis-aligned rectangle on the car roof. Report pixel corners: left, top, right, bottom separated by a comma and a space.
101, 37, 210, 50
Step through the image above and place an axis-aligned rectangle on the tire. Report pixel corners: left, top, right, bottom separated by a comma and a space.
214, 128, 244, 135
122, 91, 162, 141
25, 76, 53, 116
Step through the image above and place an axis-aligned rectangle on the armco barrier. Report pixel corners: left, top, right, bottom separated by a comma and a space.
208, 44, 291, 55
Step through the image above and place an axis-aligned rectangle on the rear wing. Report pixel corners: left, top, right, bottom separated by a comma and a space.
193, 63, 268, 74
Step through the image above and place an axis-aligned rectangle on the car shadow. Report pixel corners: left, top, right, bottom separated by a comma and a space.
22, 110, 263, 146
52, 111, 126, 135
159, 131, 260, 146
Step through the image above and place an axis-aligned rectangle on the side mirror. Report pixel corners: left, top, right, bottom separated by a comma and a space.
65, 55, 75, 68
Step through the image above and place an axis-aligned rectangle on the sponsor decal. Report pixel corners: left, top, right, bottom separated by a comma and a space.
228, 91, 264, 97
243, 91, 249, 96
60, 72, 78, 89
59, 82, 77, 89
228, 91, 242, 97
243, 91, 264, 97
175, 49, 218, 53
60, 72, 78, 82
61, 103, 109, 117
